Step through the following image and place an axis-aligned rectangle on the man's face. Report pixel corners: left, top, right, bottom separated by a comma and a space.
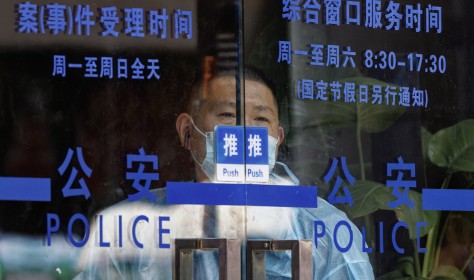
195, 76, 279, 135
188, 76, 283, 181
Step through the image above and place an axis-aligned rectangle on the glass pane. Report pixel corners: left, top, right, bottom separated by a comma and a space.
245, 0, 473, 279
0, 0, 246, 278
1, 0, 473, 279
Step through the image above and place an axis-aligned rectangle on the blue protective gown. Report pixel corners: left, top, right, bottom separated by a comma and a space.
75, 188, 374, 279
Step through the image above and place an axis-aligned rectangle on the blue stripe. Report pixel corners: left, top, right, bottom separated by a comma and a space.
166, 182, 317, 208
423, 189, 474, 211
247, 184, 317, 207
0, 177, 51, 201
167, 182, 246, 205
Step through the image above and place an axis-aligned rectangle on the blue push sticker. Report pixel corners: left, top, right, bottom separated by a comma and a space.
215, 126, 245, 182
245, 127, 269, 183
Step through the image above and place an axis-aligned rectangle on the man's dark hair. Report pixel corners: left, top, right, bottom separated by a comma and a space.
241, 66, 277, 104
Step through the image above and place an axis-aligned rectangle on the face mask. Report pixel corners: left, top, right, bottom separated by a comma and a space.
189, 119, 216, 181
268, 136, 300, 186
268, 135, 278, 172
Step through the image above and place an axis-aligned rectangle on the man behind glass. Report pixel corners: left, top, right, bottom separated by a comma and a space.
75, 66, 374, 279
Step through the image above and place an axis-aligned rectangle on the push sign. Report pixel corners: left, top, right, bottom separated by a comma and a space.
245, 127, 269, 183
215, 126, 245, 182
215, 126, 269, 183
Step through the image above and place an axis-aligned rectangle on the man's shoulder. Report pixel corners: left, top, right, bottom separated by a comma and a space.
99, 188, 167, 215
302, 196, 353, 226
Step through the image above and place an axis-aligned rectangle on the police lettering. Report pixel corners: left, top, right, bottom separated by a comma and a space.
46, 213, 171, 249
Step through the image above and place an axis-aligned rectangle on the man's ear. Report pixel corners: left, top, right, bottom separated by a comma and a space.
278, 126, 284, 145
176, 113, 192, 150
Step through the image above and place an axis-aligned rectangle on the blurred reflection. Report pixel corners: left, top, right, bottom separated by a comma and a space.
433, 214, 474, 279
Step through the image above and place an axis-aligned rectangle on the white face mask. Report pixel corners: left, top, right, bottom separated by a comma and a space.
268, 135, 278, 172
189, 119, 216, 181
189, 119, 298, 185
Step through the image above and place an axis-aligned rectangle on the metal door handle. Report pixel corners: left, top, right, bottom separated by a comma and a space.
175, 238, 241, 280
246, 240, 313, 280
